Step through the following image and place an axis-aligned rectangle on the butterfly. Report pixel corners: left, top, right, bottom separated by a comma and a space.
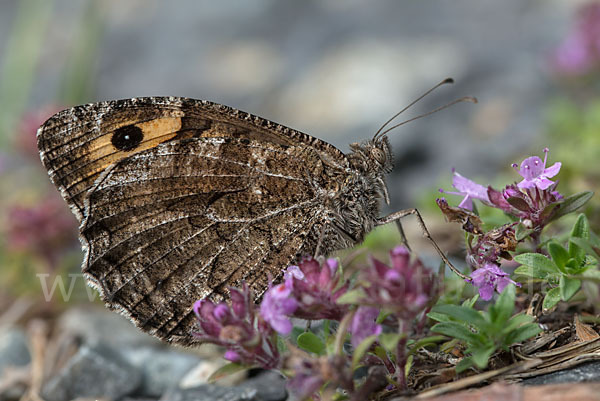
37, 79, 472, 345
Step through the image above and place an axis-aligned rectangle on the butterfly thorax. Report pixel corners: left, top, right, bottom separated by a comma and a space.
324, 136, 394, 247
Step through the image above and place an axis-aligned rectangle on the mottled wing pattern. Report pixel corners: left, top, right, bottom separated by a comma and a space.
37, 97, 351, 345
37, 97, 348, 222
81, 137, 327, 344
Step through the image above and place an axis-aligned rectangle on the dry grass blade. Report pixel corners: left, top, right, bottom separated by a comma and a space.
416, 359, 543, 399
575, 315, 600, 342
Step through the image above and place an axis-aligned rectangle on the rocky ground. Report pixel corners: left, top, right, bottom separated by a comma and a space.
1, 305, 600, 400
0, 306, 288, 401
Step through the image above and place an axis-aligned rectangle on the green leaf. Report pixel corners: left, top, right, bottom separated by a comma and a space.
407, 335, 447, 356
570, 213, 590, 240
335, 289, 365, 305
550, 191, 594, 221
470, 345, 496, 369
543, 287, 561, 310
455, 356, 474, 373
373, 345, 389, 363
291, 327, 304, 344
489, 284, 515, 327
502, 313, 535, 334
570, 237, 600, 262
506, 196, 531, 212
297, 332, 326, 355
376, 310, 393, 324
208, 362, 249, 383
505, 323, 542, 345
548, 241, 570, 270
323, 320, 331, 337
352, 335, 377, 370
430, 304, 486, 326
431, 322, 479, 344
276, 334, 288, 354
569, 214, 590, 265
559, 276, 581, 301
461, 294, 480, 308
379, 333, 402, 354
539, 203, 559, 223
513, 265, 549, 279
515, 225, 534, 241
426, 311, 452, 323
514, 253, 559, 274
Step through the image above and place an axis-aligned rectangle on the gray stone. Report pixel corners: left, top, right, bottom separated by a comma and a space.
239, 371, 287, 401
159, 385, 258, 401
0, 327, 30, 371
122, 346, 203, 397
121, 398, 160, 401
179, 359, 248, 388
521, 361, 600, 386
42, 343, 142, 401
56, 306, 161, 348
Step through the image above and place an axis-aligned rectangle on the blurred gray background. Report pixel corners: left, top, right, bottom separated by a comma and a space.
0, 0, 584, 209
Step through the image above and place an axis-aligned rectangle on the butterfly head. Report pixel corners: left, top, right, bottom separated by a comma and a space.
348, 136, 394, 175
348, 136, 394, 205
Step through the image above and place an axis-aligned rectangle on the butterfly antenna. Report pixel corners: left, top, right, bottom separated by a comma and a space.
376, 95, 477, 139
373, 77, 455, 140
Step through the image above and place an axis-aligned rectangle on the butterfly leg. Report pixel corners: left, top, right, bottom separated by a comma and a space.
377, 208, 468, 280
394, 220, 411, 251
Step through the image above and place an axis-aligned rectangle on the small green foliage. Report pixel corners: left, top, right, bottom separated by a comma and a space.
514, 214, 598, 308
430, 285, 541, 372
352, 335, 378, 370
207, 362, 249, 383
335, 288, 365, 304
550, 191, 595, 222
297, 332, 326, 355
379, 332, 402, 355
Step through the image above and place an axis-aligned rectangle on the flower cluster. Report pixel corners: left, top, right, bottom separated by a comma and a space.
287, 355, 353, 401
193, 257, 350, 370
6, 195, 77, 269
261, 257, 349, 335
439, 148, 562, 300
359, 245, 436, 320
193, 249, 437, 397
551, 3, 600, 77
192, 284, 280, 368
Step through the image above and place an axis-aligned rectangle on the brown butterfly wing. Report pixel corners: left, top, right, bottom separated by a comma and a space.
37, 97, 348, 221
80, 137, 332, 344
37, 97, 351, 345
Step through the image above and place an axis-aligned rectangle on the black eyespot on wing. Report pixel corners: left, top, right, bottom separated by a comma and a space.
112, 125, 144, 151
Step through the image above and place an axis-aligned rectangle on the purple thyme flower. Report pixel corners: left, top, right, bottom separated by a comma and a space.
470, 263, 520, 301
439, 170, 490, 210
360, 246, 436, 320
286, 355, 352, 401
349, 306, 382, 348
6, 195, 77, 269
551, 3, 600, 76
193, 284, 280, 368
260, 257, 350, 335
282, 258, 349, 321
487, 182, 563, 231
512, 148, 561, 191
260, 281, 298, 335
286, 358, 325, 401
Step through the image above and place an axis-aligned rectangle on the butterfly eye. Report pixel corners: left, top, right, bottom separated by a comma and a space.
371, 148, 386, 165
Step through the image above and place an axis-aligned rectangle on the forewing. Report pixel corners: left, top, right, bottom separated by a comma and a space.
81, 137, 324, 345
37, 97, 348, 221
